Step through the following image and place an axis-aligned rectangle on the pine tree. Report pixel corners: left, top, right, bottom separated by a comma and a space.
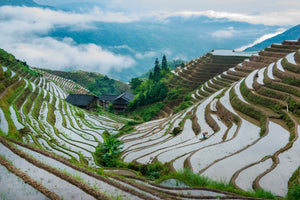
153, 58, 160, 82
161, 55, 167, 70
181, 62, 185, 68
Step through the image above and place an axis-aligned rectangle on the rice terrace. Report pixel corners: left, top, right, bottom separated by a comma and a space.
1, 0, 300, 200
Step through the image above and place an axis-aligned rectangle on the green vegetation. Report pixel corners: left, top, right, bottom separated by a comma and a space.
95, 133, 123, 167
42, 69, 130, 97
127, 161, 169, 179
288, 184, 300, 200
0, 49, 39, 77
230, 87, 267, 136
138, 59, 186, 79
170, 127, 182, 136
288, 167, 300, 200
159, 168, 276, 199
127, 56, 170, 120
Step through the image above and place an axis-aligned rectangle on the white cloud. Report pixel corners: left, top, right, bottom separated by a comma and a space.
155, 10, 300, 26
235, 29, 286, 51
135, 51, 157, 59
212, 27, 238, 38
0, 6, 137, 74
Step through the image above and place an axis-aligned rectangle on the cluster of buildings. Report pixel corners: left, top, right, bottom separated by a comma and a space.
65, 91, 135, 112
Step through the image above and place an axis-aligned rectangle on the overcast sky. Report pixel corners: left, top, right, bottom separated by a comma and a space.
109, 0, 300, 14
34, 0, 300, 26
35, 0, 300, 14
1, 1, 299, 77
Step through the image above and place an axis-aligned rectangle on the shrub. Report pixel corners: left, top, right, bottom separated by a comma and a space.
174, 101, 193, 113
170, 127, 181, 136
95, 136, 123, 167
288, 184, 300, 200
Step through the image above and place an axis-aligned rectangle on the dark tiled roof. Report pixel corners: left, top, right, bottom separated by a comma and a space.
99, 92, 135, 105
99, 95, 118, 102
115, 92, 135, 101
65, 94, 96, 107
113, 92, 135, 105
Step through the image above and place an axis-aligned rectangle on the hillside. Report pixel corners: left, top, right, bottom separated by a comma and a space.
120, 38, 300, 198
40, 69, 130, 97
0, 48, 272, 200
134, 50, 254, 120
1, 38, 300, 199
245, 24, 300, 51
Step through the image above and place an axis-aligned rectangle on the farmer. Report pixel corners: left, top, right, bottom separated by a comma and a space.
202, 131, 208, 139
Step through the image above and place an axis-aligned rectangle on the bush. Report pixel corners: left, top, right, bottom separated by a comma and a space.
170, 127, 181, 136
288, 184, 300, 200
174, 101, 193, 113
95, 136, 123, 167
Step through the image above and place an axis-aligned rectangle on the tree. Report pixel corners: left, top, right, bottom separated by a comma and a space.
95, 136, 123, 167
181, 62, 185, 68
129, 78, 142, 93
161, 55, 167, 71
149, 71, 154, 80
153, 58, 161, 82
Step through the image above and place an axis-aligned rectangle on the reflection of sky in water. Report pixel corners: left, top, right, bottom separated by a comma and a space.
2, 66, 7, 72
0, 143, 95, 200
0, 164, 47, 200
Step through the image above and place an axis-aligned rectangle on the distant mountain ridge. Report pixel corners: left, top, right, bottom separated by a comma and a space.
0, 0, 291, 82
0, 0, 40, 7
245, 24, 300, 51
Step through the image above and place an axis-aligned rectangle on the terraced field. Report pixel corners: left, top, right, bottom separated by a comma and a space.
1, 50, 260, 199
1, 39, 300, 199
121, 39, 300, 198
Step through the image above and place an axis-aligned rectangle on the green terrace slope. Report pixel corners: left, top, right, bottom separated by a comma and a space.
0, 48, 260, 200
41, 69, 130, 97
153, 50, 253, 119
119, 39, 300, 199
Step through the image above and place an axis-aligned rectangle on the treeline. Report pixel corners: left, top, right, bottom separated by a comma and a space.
128, 55, 170, 110
139, 59, 185, 79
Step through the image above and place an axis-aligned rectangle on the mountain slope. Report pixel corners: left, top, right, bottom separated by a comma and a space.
48, 16, 285, 81
120, 39, 300, 198
40, 69, 130, 97
245, 24, 300, 51
0, 0, 40, 7
0, 46, 266, 200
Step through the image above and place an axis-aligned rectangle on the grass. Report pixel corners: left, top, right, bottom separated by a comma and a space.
104, 191, 129, 200
230, 87, 267, 136
32, 90, 44, 119
157, 168, 277, 199
0, 78, 26, 138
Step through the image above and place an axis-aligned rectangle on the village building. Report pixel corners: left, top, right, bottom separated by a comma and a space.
99, 91, 135, 112
65, 94, 98, 110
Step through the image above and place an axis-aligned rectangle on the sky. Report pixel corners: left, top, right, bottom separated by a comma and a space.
33, 0, 300, 25
35, 0, 300, 16
1, 0, 300, 77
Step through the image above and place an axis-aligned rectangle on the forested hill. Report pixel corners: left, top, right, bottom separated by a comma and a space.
41, 69, 130, 97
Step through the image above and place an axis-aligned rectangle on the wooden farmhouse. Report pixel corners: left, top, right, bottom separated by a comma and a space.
65, 94, 98, 110
99, 91, 135, 112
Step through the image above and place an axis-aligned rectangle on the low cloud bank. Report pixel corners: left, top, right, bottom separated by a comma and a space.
0, 6, 137, 73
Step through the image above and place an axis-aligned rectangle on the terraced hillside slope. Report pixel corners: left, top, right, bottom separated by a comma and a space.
120, 39, 300, 198
41, 69, 130, 97
1, 49, 262, 199
156, 50, 255, 118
